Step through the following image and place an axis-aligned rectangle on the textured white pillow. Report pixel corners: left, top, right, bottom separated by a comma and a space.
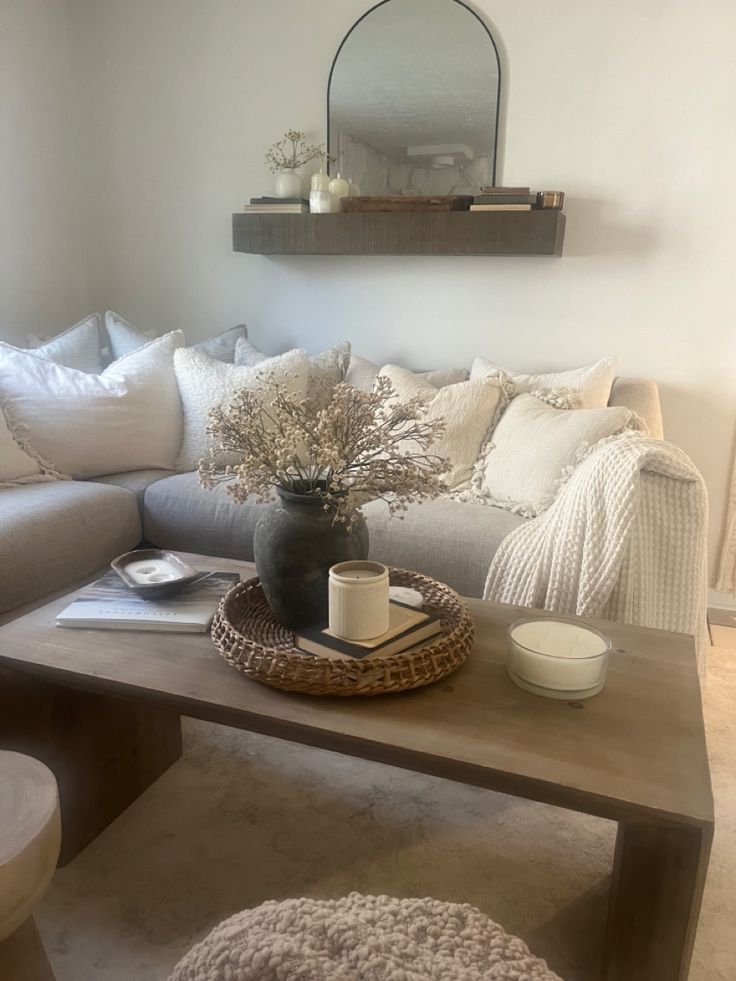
471, 356, 616, 409
377, 364, 507, 491
235, 339, 350, 408
174, 347, 310, 472
0, 332, 185, 479
348, 354, 469, 393
473, 393, 634, 516
25, 314, 103, 373
0, 411, 63, 486
105, 311, 247, 363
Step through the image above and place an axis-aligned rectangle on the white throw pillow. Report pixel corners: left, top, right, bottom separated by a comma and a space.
0, 411, 63, 486
105, 311, 247, 363
174, 347, 310, 472
235, 338, 350, 409
25, 314, 103, 373
104, 311, 157, 360
0, 332, 185, 479
473, 393, 635, 516
348, 354, 469, 393
471, 356, 616, 409
377, 364, 508, 491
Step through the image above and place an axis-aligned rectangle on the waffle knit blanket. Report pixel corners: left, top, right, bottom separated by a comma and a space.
484, 434, 709, 676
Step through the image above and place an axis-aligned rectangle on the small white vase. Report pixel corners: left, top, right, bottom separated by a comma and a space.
275, 169, 302, 198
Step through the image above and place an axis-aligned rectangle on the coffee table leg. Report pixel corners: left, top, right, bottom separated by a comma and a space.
0, 667, 182, 865
604, 819, 712, 980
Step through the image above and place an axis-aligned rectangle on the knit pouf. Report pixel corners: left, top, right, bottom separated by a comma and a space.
169, 893, 564, 981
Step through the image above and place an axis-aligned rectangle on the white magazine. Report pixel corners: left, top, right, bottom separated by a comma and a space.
56, 570, 239, 633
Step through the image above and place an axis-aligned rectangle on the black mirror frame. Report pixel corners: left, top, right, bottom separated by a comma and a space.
326, 0, 502, 186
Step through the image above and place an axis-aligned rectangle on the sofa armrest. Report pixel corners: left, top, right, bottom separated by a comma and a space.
608, 377, 663, 439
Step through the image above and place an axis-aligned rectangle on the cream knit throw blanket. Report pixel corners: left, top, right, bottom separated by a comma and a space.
484, 434, 709, 675
169, 894, 562, 981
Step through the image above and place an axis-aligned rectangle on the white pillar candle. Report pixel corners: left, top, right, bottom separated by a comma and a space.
348, 180, 361, 197
329, 561, 390, 641
328, 173, 350, 206
311, 170, 331, 192
507, 618, 611, 699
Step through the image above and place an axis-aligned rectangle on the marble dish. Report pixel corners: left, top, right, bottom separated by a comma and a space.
111, 549, 208, 600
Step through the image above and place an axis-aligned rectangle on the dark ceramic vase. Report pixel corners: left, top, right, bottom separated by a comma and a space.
253, 485, 369, 630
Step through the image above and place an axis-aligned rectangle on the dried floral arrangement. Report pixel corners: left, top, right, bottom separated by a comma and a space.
198, 377, 450, 524
265, 130, 334, 174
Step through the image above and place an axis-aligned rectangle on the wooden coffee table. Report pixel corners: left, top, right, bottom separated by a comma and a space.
0, 554, 713, 981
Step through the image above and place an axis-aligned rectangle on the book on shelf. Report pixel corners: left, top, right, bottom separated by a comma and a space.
296, 601, 442, 660
56, 570, 240, 633
244, 205, 308, 214
249, 196, 309, 206
470, 203, 533, 212
474, 193, 536, 205
478, 186, 531, 195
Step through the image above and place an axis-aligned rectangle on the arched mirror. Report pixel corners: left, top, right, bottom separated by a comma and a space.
328, 0, 501, 196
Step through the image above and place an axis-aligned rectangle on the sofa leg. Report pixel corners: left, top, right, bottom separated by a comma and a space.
0, 667, 182, 865
0, 917, 56, 981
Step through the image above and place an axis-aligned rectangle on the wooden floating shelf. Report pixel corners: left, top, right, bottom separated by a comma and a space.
232, 210, 565, 257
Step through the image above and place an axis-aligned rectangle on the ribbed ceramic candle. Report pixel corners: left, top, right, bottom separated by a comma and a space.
507, 617, 611, 700
328, 561, 390, 640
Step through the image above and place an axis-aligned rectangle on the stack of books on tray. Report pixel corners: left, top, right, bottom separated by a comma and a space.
471, 187, 535, 212
296, 601, 442, 660
244, 197, 308, 214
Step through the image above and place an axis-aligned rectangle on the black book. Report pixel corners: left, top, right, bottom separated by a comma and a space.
296, 602, 442, 660
250, 196, 309, 205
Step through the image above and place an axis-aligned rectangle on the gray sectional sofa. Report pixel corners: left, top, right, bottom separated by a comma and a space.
0, 377, 663, 622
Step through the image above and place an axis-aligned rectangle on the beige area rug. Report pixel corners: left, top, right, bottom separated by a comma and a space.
37, 648, 736, 981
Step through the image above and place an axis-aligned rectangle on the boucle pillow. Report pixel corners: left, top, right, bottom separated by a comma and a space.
0, 333, 185, 479
105, 311, 247, 362
169, 893, 562, 981
0, 411, 65, 486
235, 338, 351, 408
377, 364, 508, 491
174, 347, 310, 471
348, 354, 469, 393
471, 356, 616, 409
473, 393, 635, 516
25, 314, 103, 373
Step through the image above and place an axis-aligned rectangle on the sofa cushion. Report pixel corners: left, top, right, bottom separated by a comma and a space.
235, 338, 351, 409
105, 311, 248, 363
361, 497, 527, 598
471, 356, 616, 409
143, 472, 264, 560
174, 347, 309, 472
144, 473, 525, 599
0, 482, 141, 615
377, 364, 507, 491
91, 469, 174, 515
0, 332, 184, 479
25, 313, 103, 373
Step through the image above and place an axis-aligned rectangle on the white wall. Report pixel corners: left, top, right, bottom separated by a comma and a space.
9, 0, 736, 582
0, 0, 89, 345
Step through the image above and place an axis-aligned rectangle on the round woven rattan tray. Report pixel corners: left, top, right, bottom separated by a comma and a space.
211, 568, 474, 696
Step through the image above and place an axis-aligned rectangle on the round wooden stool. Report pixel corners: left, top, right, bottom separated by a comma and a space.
0, 751, 61, 981
169, 893, 563, 980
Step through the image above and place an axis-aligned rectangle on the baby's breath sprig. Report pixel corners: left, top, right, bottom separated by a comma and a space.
198, 378, 450, 525
265, 129, 335, 174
